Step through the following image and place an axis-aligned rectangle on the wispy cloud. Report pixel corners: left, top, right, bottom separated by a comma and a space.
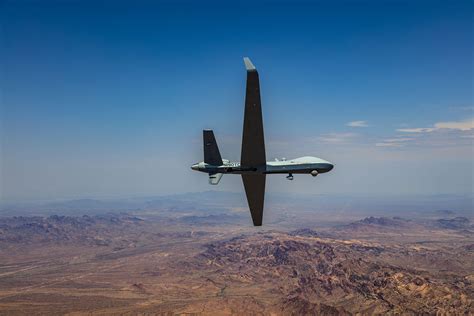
397, 118, 474, 133
382, 138, 415, 143
377, 118, 473, 149
434, 119, 474, 131
375, 142, 403, 147
318, 132, 357, 143
375, 137, 415, 147
346, 120, 368, 127
397, 127, 436, 133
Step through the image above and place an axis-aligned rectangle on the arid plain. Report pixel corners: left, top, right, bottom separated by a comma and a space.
0, 193, 472, 315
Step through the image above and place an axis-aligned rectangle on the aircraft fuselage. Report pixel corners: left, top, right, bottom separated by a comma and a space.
191, 156, 333, 175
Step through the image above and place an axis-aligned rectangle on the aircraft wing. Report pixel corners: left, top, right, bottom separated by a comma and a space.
240, 57, 266, 168
242, 174, 266, 226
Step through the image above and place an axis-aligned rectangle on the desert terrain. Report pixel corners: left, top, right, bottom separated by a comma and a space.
0, 193, 472, 315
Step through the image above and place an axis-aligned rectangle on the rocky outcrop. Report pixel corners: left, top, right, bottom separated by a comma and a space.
197, 232, 472, 315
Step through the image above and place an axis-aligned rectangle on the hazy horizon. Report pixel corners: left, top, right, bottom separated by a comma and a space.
1, 187, 473, 204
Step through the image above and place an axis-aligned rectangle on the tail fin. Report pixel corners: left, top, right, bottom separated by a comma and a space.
209, 173, 223, 185
203, 130, 223, 166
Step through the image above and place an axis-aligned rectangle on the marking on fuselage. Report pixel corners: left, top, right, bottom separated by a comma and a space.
226, 162, 240, 167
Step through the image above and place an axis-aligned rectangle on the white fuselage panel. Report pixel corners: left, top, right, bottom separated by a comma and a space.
191, 156, 333, 175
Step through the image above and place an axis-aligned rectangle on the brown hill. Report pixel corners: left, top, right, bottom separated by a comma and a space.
193, 232, 472, 315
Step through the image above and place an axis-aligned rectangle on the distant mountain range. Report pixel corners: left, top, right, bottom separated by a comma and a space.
0, 214, 144, 245
1, 191, 472, 221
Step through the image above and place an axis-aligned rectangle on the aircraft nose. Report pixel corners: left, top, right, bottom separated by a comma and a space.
191, 164, 199, 171
322, 162, 334, 172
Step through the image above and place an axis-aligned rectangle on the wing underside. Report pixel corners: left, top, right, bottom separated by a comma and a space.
240, 57, 266, 168
242, 174, 266, 226
241, 57, 267, 226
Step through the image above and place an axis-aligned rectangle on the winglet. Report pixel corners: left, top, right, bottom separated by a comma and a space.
243, 57, 256, 72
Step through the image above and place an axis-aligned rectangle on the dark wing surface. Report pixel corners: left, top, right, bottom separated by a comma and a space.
241, 58, 267, 226
203, 130, 223, 166
240, 57, 266, 168
242, 174, 266, 226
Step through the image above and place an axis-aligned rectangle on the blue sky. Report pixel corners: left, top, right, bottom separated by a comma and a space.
1, 1, 473, 201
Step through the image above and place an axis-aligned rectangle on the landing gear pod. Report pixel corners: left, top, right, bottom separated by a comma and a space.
311, 170, 319, 177
286, 173, 294, 180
